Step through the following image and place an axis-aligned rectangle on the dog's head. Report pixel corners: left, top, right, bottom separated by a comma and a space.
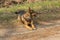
28, 7, 38, 17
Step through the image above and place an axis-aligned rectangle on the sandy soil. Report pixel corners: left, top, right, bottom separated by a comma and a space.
0, 20, 60, 40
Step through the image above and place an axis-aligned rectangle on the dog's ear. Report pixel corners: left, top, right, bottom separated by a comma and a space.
28, 7, 34, 14
32, 13, 37, 17
28, 7, 32, 12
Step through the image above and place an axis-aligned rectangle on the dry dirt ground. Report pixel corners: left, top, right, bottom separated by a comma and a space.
0, 20, 60, 40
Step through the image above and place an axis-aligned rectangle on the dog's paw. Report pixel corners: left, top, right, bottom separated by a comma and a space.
33, 28, 36, 30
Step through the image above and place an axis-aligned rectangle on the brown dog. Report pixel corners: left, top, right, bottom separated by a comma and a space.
15, 7, 38, 30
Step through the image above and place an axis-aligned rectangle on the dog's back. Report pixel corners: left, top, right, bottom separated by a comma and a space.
15, 10, 26, 16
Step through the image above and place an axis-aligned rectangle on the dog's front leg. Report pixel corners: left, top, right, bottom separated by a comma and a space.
31, 21, 36, 30
25, 24, 33, 30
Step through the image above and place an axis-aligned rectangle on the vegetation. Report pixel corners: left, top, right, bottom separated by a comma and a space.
0, 1, 60, 12
0, 1, 60, 27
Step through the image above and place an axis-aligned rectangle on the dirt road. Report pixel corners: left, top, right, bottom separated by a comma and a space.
0, 20, 60, 40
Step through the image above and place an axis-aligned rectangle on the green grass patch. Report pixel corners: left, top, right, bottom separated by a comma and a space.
0, 1, 60, 12
0, 1, 60, 24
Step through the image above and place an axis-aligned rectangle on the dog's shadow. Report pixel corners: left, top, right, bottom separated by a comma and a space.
34, 20, 59, 29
